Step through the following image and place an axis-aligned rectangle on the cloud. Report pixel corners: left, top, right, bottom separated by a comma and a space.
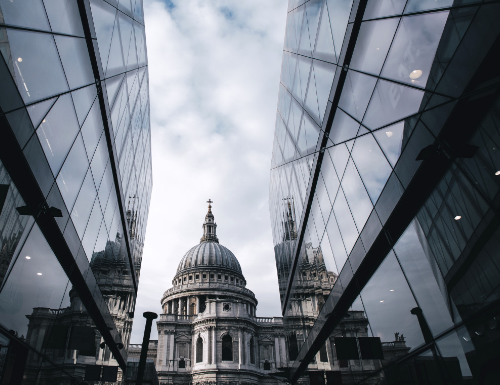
130, 0, 287, 343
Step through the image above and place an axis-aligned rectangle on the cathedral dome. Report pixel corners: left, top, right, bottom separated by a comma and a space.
174, 200, 244, 278
176, 242, 242, 276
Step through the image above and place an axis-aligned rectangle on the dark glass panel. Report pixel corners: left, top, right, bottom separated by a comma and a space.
351, 133, 392, 203
350, 18, 399, 76
339, 70, 377, 122
404, 0, 455, 14
394, 221, 454, 336
381, 12, 449, 88
0, 224, 70, 349
5, 107, 36, 150
360, 251, 424, 351
374, 172, 404, 225
54, 35, 95, 90
43, 0, 85, 37
22, 135, 54, 197
56, 134, 89, 212
3, 29, 68, 103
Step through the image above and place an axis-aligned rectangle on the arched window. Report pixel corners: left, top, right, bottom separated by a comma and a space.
250, 337, 255, 364
196, 337, 203, 363
222, 334, 233, 361
288, 334, 298, 361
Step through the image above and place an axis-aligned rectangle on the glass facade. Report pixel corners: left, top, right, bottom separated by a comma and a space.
0, 0, 152, 383
270, 0, 500, 383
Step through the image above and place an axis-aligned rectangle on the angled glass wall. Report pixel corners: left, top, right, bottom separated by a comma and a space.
0, 0, 152, 382
271, 0, 500, 383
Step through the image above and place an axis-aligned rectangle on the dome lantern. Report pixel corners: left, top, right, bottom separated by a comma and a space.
200, 199, 219, 243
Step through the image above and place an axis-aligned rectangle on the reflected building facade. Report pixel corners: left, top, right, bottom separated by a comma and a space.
0, 0, 152, 383
270, 0, 500, 384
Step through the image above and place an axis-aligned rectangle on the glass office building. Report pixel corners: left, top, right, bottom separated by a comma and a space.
270, 0, 500, 383
0, 0, 152, 383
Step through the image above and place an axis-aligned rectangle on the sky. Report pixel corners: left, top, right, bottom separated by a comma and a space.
130, 0, 288, 343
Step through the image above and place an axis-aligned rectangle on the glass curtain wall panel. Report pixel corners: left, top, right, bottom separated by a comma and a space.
0, 0, 152, 382
270, 0, 500, 383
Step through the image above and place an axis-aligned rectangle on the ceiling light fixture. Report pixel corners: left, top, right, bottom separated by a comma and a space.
386, 131, 393, 137
380, 300, 384, 303
26, 256, 31, 259
495, 171, 500, 175
37, 272, 42, 275
409, 70, 422, 80
454, 215, 462, 220
390, 289, 394, 292
17, 57, 23, 62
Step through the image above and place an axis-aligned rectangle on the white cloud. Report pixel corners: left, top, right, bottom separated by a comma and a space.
130, 0, 287, 343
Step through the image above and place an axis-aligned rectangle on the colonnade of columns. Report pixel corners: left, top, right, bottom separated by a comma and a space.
164, 297, 256, 316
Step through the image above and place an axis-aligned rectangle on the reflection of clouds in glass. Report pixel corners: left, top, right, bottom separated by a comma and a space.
351, 134, 392, 203
373, 121, 404, 167
381, 12, 448, 88
333, 188, 359, 254
341, 159, 373, 230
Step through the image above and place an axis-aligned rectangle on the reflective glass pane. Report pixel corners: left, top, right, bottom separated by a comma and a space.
351, 134, 392, 203
362, 0, 406, 20
0, 0, 50, 30
350, 18, 399, 75
338, 71, 377, 122
56, 134, 89, 211
404, 0, 456, 14
43, 0, 85, 37
372, 121, 404, 167
71, 170, 97, 239
90, 136, 109, 190
26, 97, 57, 130
54, 35, 95, 90
82, 199, 103, 261
71, 85, 97, 127
394, 221, 454, 336
90, 0, 117, 70
342, 158, 373, 231
363, 79, 424, 130
81, 101, 104, 159
0, 224, 69, 349
361, 251, 424, 351
313, 4, 337, 64
22, 135, 54, 197
381, 12, 448, 88
333, 188, 359, 255
4, 29, 68, 103
6, 107, 36, 149
313, 60, 336, 123
36, 94, 79, 174
326, 0, 353, 57
330, 108, 360, 145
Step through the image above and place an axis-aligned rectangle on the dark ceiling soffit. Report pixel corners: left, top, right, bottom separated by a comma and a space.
289, 37, 500, 385
0, 110, 127, 370
76, 0, 138, 294
282, 0, 368, 315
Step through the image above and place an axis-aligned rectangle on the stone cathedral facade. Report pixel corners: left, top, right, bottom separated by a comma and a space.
129, 202, 401, 385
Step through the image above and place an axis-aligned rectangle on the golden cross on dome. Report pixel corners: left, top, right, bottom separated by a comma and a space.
207, 199, 213, 207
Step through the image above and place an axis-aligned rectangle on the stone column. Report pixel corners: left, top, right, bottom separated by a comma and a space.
208, 327, 212, 365
212, 327, 216, 365
178, 298, 182, 315
196, 296, 200, 314
274, 337, 281, 368
239, 329, 243, 367
187, 296, 192, 315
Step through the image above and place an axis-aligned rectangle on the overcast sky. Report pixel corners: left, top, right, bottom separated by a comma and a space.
130, 0, 288, 343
